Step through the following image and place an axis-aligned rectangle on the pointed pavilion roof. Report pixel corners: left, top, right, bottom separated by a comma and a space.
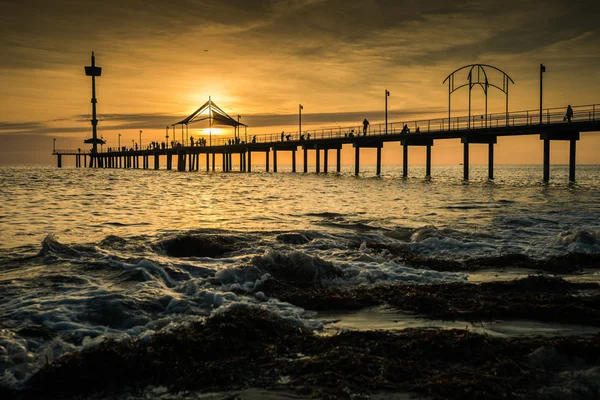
173, 98, 246, 127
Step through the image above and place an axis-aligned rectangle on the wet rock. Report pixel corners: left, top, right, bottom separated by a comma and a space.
158, 235, 238, 258
276, 233, 311, 245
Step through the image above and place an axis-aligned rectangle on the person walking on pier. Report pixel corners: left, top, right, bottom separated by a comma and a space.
281, 131, 285, 142
565, 105, 574, 123
363, 119, 369, 135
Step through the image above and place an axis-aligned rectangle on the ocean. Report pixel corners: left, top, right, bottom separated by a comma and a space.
1, 164, 600, 399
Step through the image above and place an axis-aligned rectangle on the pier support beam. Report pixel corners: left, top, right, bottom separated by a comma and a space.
248, 151, 252, 173
426, 145, 432, 178
166, 153, 172, 170
303, 148, 308, 173
402, 144, 408, 178
57, 155, 62, 168
324, 149, 328, 173
461, 136, 496, 181
273, 149, 278, 173
570, 139, 576, 182
206, 154, 209, 171
376, 147, 381, 176
212, 153, 215, 171
463, 142, 469, 181
240, 153, 244, 172
292, 150, 296, 172
316, 148, 320, 174
266, 150, 270, 172
540, 132, 579, 182
543, 139, 550, 182
488, 143, 494, 180
354, 146, 360, 176
337, 148, 341, 173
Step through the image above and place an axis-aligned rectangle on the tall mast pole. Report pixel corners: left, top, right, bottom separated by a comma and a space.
85, 52, 102, 154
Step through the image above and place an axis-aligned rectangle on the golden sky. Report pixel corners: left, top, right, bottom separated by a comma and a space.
1, 0, 599, 165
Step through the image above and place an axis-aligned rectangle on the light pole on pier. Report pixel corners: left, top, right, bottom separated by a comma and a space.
53, 138, 56, 153
540, 64, 546, 124
165, 126, 169, 148
139, 130, 142, 150
131, 139, 134, 150
385, 90, 390, 134
299, 104, 303, 137
118, 133, 121, 150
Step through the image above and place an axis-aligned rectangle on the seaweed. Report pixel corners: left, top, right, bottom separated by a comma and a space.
7, 306, 600, 399
260, 275, 600, 326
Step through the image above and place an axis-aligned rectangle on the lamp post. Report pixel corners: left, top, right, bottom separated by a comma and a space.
132, 139, 134, 150
165, 126, 169, 148
299, 104, 303, 137
540, 64, 546, 124
118, 133, 121, 150
139, 130, 142, 149
385, 90, 390, 134
53, 138, 56, 153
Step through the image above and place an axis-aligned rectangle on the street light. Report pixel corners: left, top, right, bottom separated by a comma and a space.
118, 133, 121, 150
385, 90, 390, 134
540, 64, 546, 124
139, 130, 142, 149
299, 104, 303, 136
132, 139, 134, 150
53, 138, 56, 153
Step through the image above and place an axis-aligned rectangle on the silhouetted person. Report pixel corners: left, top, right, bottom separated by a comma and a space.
565, 105, 573, 122
252, 135, 257, 143
363, 119, 369, 135
401, 124, 410, 133
349, 130, 354, 138
135, 143, 138, 150
286, 134, 291, 141
78, 148, 81, 153
281, 131, 285, 142
190, 137, 194, 146
415, 127, 420, 133
307, 133, 311, 140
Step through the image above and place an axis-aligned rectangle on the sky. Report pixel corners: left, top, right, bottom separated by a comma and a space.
1, 0, 599, 165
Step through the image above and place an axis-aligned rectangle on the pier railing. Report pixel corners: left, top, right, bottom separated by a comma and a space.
74, 103, 596, 152
201, 103, 597, 146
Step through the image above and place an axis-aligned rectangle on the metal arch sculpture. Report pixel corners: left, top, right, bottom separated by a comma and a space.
443, 64, 514, 129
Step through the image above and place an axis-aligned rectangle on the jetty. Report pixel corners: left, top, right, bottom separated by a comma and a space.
52, 54, 600, 182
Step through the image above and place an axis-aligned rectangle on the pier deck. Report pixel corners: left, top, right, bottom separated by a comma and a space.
53, 103, 600, 182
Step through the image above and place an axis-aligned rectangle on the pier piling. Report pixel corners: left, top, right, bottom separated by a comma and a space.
354, 145, 360, 176
316, 148, 320, 174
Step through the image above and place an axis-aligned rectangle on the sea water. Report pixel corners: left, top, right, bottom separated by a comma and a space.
1, 164, 599, 389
